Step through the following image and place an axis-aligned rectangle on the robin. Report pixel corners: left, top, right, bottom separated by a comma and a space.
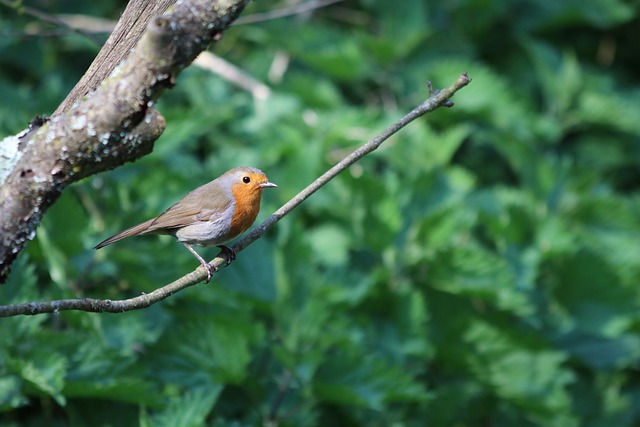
95, 166, 277, 281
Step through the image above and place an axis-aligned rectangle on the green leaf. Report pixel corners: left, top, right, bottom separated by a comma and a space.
464, 321, 575, 423
142, 386, 221, 427
307, 224, 351, 267
275, 23, 373, 81
314, 349, 429, 410
0, 375, 26, 411
148, 304, 264, 386
551, 249, 638, 335
557, 330, 640, 370
13, 351, 67, 406
219, 237, 277, 301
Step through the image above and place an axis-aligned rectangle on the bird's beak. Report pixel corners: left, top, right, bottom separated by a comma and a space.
260, 181, 278, 189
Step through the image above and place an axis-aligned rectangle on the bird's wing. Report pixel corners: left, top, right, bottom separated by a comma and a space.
94, 218, 157, 248
145, 183, 233, 232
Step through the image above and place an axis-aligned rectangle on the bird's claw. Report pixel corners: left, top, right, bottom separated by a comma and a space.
216, 245, 236, 266
200, 248, 232, 283
203, 262, 219, 283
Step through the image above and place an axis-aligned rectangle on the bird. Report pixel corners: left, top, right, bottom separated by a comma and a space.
95, 166, 277, 282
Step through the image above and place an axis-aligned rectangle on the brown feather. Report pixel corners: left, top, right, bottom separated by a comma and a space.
145, 181, 233, 231
94, 218, 157, 249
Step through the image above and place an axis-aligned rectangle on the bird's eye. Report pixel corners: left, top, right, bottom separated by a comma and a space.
242, 176, 251, 184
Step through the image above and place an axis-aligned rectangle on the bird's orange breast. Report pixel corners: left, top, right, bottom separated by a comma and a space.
228, 183, 263, 238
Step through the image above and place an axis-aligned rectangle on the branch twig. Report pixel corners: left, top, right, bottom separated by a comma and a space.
235, 0, 343, 25
0, 0, 343, 39
0, 0, 104, 44
0, 73, 471, 317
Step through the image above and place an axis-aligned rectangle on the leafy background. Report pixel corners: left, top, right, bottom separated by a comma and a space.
2, 0, 640, 425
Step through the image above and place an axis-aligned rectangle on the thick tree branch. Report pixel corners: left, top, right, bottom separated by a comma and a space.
0, 73, 471, 317
54, 0, 176, 116
0, 0, 251, 283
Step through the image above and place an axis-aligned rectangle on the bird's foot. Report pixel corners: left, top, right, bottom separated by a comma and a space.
216, 245, 236, 266
184, 243, 218, 283
203, 262, 219, 283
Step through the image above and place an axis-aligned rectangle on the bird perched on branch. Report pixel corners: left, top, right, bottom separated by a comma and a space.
95, 166, 277, 282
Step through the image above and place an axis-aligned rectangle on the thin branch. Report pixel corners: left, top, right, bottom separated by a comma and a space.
0, 0, 104, 44
234, 0, 343, 25
0, 0, 343, 39
0, 73, 471, 318
194, 52, 271, 103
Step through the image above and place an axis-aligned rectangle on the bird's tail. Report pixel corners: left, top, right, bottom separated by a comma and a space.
94, 218, 156, 249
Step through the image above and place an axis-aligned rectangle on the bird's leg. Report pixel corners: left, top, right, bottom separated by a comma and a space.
183, 243, 216, 283
216, 245, 236, 266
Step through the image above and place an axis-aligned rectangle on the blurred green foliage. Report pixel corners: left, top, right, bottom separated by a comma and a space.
2, 0, 640, 425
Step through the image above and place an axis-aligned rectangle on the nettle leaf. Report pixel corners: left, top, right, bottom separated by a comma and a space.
386, 122, 472, 173
523, 41, 584, 119
220, 237, 278, 302
1, 258, 68, 408
557, 0, 634, 28
537, 217, 580, 258
273, 280, 343, 369
307, 224, 351, 267
404, 169, 476, 259
53, 329, 161, 406
148, 304, 264, 387
578, 83, 640, 134
313, 349, 428, 410
464, 321, 575, 420
361, 0, 431, 62
556, 330, 640, 370
13, 350, 67, 406
64, 378, 160, 407
283, 71, 344, 108
0, 256, 45, 341
34, 188, 94, 288
362, 288, 434, 363
550, 249, 638, 336
0, 375, 26, 411
142, 386, 221, 427
428, 243, 533, 316
237, 92, 301, 135
2, 255, 38, 302
275, 23, 373, 81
